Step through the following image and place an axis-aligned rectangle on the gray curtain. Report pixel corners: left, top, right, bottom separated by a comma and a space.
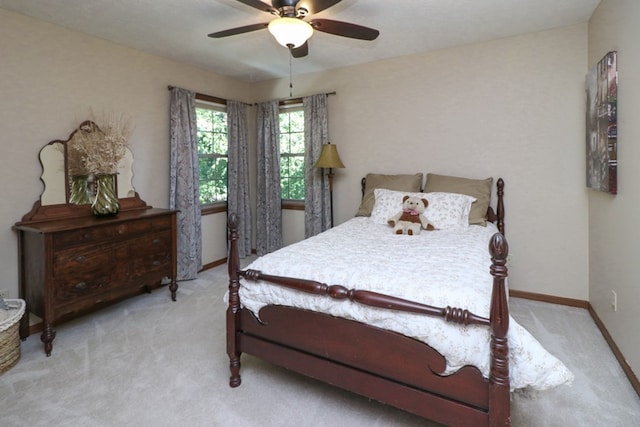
227, 100, 251, 257
256, 100, 283, 256
169, 87, 202, 280
304, 94, 331, 237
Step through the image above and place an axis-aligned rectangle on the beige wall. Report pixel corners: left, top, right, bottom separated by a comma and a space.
0, 9, 252, 297
588, 0, 640, 379
253, 24, 590, 300
2, 9, 592, 317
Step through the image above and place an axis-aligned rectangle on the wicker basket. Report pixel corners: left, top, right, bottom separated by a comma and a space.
0, 299, 25, 375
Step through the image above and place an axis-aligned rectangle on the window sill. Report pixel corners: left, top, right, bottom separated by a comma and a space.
282, 200, 304, 211
201, 203, 227, 215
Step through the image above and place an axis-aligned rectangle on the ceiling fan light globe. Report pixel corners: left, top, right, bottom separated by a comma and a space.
268, 17, 313, 48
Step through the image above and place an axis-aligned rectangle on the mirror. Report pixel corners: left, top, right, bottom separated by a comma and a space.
39, 142, 66, 206
38, 122, 136, 206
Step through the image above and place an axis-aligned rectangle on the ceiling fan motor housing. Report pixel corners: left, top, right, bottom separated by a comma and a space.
273, 0, 302, 9
272, 2, 306, 18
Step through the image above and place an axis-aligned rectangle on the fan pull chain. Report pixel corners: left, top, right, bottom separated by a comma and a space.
289, 48, 293, 97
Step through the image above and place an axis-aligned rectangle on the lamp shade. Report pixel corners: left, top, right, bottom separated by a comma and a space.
314, 143, 345, 169
268, 17, 314, 48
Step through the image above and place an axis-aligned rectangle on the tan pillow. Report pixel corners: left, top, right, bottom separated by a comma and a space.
423, 173, 493, 225
356, 173, 423, 217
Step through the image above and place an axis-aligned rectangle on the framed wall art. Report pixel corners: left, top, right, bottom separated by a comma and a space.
586, 51, 617, 194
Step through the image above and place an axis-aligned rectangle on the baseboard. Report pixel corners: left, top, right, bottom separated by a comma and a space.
587, 304, 640, 397
511, 289, 640, 398
200, 258, 227, 271
200, 249, 257, 272
509, 289, 589, 309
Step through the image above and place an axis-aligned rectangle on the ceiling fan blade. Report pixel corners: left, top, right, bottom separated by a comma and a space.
310, 19, 379, 41
235, 0, 277, 14
297, 0, 342, 15
290, 42, 308, 58
208, 22, 269, 38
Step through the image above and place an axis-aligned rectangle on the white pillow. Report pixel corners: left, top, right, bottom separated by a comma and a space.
423, 192, 476, 231
370, 188, 476, 231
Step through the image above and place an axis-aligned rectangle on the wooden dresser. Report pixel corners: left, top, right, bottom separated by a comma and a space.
14, 208, 178, 356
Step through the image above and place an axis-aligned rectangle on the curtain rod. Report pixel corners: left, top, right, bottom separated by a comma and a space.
168, 85, 335, 107
167, 85, 251, 106
254, 91, 337, 106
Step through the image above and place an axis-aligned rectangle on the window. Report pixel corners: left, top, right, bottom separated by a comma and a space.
196, 105, 228, 205
279, 109, 305, 201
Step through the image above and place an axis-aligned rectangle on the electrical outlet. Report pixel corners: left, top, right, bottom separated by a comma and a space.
611, 290, 617, 311
0, 288, 7, 298
506, 253, 513, 267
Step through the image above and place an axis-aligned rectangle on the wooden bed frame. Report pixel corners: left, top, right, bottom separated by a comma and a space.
226, 178, 509, 426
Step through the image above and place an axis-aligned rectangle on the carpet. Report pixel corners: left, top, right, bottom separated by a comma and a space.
0, 261, 638, 426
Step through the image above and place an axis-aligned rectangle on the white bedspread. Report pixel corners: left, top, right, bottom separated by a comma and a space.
238, 217, 573, 391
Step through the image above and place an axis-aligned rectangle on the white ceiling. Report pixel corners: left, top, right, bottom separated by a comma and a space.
0, 0, 600, 82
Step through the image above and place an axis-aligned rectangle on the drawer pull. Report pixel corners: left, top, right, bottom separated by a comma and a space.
153, 260, 162, 266
152, 239, 161, 245
75, 282, 88, 290
75, 255, 86, 263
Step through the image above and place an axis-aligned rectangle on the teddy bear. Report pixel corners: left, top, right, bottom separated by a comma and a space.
387, 195, 435, 235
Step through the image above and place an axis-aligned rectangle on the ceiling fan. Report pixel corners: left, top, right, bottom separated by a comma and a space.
208, 0, 379, 58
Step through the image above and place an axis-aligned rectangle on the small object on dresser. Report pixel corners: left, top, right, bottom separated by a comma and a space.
0, 298, 25, 375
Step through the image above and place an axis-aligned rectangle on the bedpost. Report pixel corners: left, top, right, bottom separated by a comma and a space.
489, 232, 510, 426
496, 178, 505, 235
227, 214, 242, 387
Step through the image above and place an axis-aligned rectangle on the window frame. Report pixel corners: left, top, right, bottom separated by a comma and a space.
195, 99, 228, 213
279, 103, 305, 209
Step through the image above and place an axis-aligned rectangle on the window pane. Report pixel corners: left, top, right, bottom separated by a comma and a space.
214, 133, 228, 154
279, 134, 290, 153
281, 177, 291, 200
289, 111, 304, 132
290, 156, 304, 177
198, 132, 213, 154
280, 156, 291, 178
290, 178, 305, 200
290, 132, 304, 153
197, 109, 213, 131
279, 113, 291, 133
213, 111, 227, 133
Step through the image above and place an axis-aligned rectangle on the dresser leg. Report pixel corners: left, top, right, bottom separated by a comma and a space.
41, 324, 56, 357
169, 279, 178, 302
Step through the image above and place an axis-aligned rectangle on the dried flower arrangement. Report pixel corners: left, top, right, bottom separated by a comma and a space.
68, 112, 132, 176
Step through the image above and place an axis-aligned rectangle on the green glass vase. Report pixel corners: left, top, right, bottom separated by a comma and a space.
69, 175, 92, 205
91, 174, 120, 216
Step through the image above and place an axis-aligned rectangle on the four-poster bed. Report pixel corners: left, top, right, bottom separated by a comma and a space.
224, 176, 571, 426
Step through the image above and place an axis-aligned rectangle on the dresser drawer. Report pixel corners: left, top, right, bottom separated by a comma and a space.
128, 230, 172, 255
53, 245, 113, 278
53, 274, 113, 303
53, 226, 114, 249
127, 215, 172, 236
53, 246, 114, 302
127, 231, 172, 278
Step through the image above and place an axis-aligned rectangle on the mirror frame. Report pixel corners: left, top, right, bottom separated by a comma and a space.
18, 121, 148, 224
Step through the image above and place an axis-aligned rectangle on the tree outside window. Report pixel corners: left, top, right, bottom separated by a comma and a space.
196, 106, 228, 205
